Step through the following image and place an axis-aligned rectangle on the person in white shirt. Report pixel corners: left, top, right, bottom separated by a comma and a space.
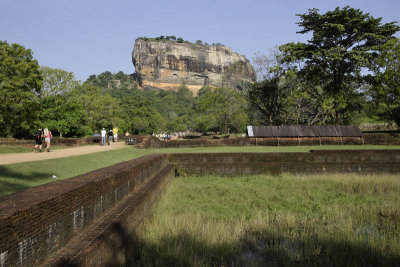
101, 128, 106, 146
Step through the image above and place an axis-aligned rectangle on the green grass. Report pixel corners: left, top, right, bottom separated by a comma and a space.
131, 174, 400, 266
1, 145, 400, 196
0, 147, 148, 196
0, 145, 33, 153
0, 145, 72, 154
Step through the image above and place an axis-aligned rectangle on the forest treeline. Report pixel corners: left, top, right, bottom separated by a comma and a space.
1, 6, 399, 138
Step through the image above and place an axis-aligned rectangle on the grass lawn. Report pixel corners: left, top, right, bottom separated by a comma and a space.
0, 145, 33, 154
0, 145, 76, 154
131, 174, 400, 266
1, 144, 400, 196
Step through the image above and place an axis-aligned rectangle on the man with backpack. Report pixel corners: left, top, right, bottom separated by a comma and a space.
34, 127, 43, 152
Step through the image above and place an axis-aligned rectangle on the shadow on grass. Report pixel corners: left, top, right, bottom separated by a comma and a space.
103, 224, 400, 267
0, 165, 53, 196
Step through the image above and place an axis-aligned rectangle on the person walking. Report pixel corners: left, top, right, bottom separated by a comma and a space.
101, 128, 107, 146
44, 128, 52, 152
34, 127, 43, 152
108, 129, 113, 146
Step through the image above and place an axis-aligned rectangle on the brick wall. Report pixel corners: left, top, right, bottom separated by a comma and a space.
0, 154, 168, 266
147, 136, 365, 148
168, 150, 400, 176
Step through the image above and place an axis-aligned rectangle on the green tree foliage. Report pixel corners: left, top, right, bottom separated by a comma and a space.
249, 49, 338, 126
280, 6, 399, 124
0, 41, 43, 137
41, 96, 87, 137
173, 85, 195, 127
139, 85, 196, 132
119, 91, 165, 134
40, 67, 86, 137
72, 83, 121, 133
369, 38, 400, 127
86, 71, 136, 92
194, 87, 248, 133
247, 78, 289, 126
86, 71, 113, 88
41, 66, 78, 97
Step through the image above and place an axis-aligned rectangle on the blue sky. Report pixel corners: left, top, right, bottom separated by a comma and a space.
1, 0, 399, 82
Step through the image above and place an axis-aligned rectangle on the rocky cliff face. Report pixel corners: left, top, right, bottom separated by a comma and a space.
132, 39, 255, 94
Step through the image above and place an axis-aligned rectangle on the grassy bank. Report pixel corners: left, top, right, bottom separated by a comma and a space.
131, 174, 400, 266
1, 144, 400, 196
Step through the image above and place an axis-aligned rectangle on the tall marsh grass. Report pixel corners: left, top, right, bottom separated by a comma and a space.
131, 173, 400, 266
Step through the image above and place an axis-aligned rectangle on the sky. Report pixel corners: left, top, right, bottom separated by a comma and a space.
1, 0, 399, 82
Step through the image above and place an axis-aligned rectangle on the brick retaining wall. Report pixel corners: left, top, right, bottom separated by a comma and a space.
168, 150, 400, 176
147, 136, 365, 148
0, 154, 168, 266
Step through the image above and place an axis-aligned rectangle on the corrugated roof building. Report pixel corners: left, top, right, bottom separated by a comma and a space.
247, 126, 362, 138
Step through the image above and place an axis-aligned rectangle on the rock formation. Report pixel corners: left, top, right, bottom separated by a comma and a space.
132, 38, 256, 94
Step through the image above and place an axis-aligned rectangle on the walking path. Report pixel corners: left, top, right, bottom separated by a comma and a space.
0, 142, 126, 165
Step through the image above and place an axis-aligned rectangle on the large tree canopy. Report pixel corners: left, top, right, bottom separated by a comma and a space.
118, 90, 165, 134
369, 38, 400, 127
72, 83, 121, 133
40, 67, 86, 137
194, 87, 248, 133
280, 6, 399, 124
0, 41, 43, 137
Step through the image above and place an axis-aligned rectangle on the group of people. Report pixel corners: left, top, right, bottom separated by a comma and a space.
154, 132, 183, 141
100, 127, 118, 146
34, 127, 52, 152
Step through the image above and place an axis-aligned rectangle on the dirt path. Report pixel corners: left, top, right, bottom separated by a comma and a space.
0, 142, 126, 165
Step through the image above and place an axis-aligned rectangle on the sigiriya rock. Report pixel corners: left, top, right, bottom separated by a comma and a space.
132, 38, 256, 94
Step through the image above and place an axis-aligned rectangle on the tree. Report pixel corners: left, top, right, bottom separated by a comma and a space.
174, 85, 195, 128
194, 87, 248, 133
119, 91, 165, 134
0, 41, 43, 137
41, 66, 79, 97
85, 71, 137, 92
72, 83, 121, 133
280, 6, 399, 124
369, 38, 400, 127
86, 71, 113, 88
252, 48, 285, 81
41, 96, 87, 137
40, 67, 86, 137
247, 78, 289, 126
